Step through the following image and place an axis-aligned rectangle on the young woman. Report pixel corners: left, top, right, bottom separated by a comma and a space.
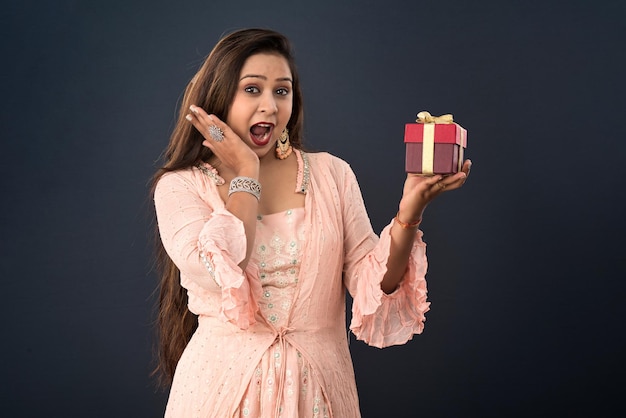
152, 28, 470, 417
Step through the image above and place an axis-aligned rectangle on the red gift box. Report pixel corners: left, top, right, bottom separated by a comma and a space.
404, 112, 468, 175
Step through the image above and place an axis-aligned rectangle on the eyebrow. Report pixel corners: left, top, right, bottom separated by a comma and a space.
240, 74, 293, 84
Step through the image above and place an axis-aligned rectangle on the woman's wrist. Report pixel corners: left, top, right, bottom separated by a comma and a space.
394, 212, 422, 229
235, 162, 260, 180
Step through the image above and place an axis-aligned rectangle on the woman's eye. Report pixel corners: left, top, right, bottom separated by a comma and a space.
276, 88, 289, 96
244, 86, 260, 94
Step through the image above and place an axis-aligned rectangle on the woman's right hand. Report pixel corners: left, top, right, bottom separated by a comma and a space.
186, 105, 259, 177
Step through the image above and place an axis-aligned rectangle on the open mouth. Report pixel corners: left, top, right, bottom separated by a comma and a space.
249, 123, 274, 146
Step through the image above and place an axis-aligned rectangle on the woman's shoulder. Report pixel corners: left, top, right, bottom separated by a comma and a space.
155, 167, 193, 188
302, 151, 360, 193
155, 164, 224, 194
305, 150, 352, 173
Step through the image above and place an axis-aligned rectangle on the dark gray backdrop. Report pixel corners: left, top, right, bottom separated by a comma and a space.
2, 0, 625, 417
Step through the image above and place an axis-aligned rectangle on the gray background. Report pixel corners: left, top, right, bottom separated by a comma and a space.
2, 0, 625, 417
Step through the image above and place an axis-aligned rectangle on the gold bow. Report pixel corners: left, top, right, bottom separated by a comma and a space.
416, 111, 454, 124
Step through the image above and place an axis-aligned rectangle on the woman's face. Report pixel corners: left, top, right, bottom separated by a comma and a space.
227, 53, 293, 162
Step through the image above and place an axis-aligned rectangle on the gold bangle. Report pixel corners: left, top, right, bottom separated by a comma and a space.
394, 212, 421, 229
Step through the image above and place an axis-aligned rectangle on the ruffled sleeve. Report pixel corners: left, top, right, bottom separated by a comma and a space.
347, 222, 430, 348
335, 159, 430, 348
197, 208, 261, 329
154, 170, 260, 329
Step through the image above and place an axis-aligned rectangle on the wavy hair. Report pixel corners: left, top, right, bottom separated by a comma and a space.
150, 28, 304, 387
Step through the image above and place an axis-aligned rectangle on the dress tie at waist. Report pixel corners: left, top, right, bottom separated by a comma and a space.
274, 326, 295, 417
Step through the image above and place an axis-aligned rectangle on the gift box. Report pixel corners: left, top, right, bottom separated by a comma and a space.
404, 111, 468, 175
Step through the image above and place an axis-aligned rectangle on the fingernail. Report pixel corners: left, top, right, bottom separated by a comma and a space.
185, 114, 192, 121
189, 105, 197, 113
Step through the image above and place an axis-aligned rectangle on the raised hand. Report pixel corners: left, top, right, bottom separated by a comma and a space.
397, 160, 472, 223
186, 105, 259, 176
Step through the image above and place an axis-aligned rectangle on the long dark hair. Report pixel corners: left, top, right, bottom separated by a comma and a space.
151, 28, 304, 387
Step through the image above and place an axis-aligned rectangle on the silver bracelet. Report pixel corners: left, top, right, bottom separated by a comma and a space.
228, 176, 261, 200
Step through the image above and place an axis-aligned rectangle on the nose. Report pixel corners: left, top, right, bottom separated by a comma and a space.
259, 91, 277, 115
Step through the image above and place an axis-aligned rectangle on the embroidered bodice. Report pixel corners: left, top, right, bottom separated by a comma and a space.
253, 208, 307, 328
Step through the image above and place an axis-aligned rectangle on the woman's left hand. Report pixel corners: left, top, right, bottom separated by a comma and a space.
397, 159, 472, 223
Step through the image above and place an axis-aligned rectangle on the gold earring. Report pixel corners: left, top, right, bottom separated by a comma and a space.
275, 128, 293, 160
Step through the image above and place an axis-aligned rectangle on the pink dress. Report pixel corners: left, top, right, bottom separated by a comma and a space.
154, 150, 430, 417
234, 208, 330, 417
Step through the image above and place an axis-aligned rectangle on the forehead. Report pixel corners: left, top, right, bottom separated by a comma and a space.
240, 53, 292, 78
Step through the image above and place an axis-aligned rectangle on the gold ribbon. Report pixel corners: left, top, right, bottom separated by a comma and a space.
458, 129, 466, 172
416, 111, 454, 124
422, 124, 435, 175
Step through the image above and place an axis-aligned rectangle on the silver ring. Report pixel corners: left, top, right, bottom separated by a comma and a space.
209, 125, 224, 142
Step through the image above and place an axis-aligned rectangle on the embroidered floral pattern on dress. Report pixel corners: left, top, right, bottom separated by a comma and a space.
255, 209, 305, 329
312, 389, 330, 418
295, 151, 310, 194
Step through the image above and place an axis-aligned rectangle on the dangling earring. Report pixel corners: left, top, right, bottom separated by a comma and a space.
275, 128, 293, 160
